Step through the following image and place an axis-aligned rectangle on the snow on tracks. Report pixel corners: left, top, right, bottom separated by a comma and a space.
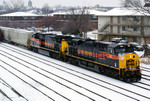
0, 43, 150, 101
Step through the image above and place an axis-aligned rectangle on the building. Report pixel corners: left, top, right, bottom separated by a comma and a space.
28, 0, 33, 9
0, 12, 43, 28
0, 0, 6, 11
97, 8, 150, 44
51, 9, 106, 31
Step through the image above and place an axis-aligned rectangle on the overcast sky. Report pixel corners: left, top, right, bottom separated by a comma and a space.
1, 0, 121, 8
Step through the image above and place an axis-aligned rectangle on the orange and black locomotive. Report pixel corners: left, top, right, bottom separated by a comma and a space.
29, 32, 141, 82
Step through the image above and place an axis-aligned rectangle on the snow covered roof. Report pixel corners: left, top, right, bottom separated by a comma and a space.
96, 7, 150, 16
50, 9, 106, 16
0, 12, 42, 16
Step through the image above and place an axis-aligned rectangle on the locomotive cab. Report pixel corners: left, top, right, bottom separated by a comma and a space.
108, 43, 141, 82
114, 43, 141, 82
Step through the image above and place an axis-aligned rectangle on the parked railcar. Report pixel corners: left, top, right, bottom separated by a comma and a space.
29, 32, 141, 82
0, 27, 34, 47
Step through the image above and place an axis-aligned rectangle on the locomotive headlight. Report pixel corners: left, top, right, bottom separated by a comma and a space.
121, 56, 124, 60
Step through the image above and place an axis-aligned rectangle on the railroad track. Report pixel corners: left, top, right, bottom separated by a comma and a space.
0, 44, 110, 101
1, 43, 150, 100
0, 64, 56, 101
141, 66, 150, 71
0, 78, 28, 101
141, 66, 150, 81
0, 89, 12, 101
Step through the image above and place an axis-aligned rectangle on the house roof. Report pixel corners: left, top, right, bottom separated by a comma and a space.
0, 12, 42, 16
96, 7, 150, 16
50, 9, 106, 16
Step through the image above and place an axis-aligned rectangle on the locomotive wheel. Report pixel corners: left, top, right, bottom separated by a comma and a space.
69, 57, 78, 65
68, 58, 73, 64
49, 52, 52, 57
99, 66, 105, 74
106, 68, 112, 76
124, 77, 131, 83
33, 47, 38, 53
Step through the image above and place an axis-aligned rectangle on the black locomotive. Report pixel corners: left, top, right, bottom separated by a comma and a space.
29, 32, 141, 82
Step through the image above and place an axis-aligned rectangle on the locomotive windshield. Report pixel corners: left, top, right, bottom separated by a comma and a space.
115, 44, 134, 53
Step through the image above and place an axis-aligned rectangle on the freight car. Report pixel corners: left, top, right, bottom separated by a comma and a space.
29, 32, 141, 82
0, 27, 34, 47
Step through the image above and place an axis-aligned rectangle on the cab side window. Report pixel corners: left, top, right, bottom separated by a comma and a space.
108, 48, 114, 54
34, 33, 40, 39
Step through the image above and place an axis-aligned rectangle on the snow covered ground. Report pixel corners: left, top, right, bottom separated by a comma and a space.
0, 43, 150, 101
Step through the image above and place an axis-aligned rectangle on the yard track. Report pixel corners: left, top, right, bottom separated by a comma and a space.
0, 78, 28, 101
0, 43, 150, 101
0, 89, 12, 101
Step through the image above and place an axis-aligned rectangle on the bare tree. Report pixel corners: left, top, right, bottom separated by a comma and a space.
37, 16, 59, 31
61, 7, 91, 37
61, 20, 79, 35
5, 0, 25, 12
41, 4, 53, 16
122, 0, 150, 14
121, 0, 150, 45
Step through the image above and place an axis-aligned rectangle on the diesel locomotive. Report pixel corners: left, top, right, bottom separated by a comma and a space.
29, 32, 141, 82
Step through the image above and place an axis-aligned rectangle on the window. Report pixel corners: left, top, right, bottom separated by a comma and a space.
108, 48, 113, 54
115, 48, 125, 53
133, 37, 138, 42
133, 26, 139, 31
122, 36, 127, 40
115, 45, 134, 53
93, 15, 97, 19
92, 21, 97, 24
24, 17, 28, 19
64, 15, 66, 19
134, 16, 139, 21
122, 16, 127, 21
24, 21, 27, 23
32, 17, 35, 19
122, 26, 126, 31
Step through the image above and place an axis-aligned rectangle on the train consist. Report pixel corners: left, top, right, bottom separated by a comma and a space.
0, 27, 141, 82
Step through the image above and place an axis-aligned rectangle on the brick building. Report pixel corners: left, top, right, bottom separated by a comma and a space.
0, 12, 43, 28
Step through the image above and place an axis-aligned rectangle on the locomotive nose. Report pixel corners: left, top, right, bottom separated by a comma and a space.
119, 53, 139, 69
126, 53, 139, 69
